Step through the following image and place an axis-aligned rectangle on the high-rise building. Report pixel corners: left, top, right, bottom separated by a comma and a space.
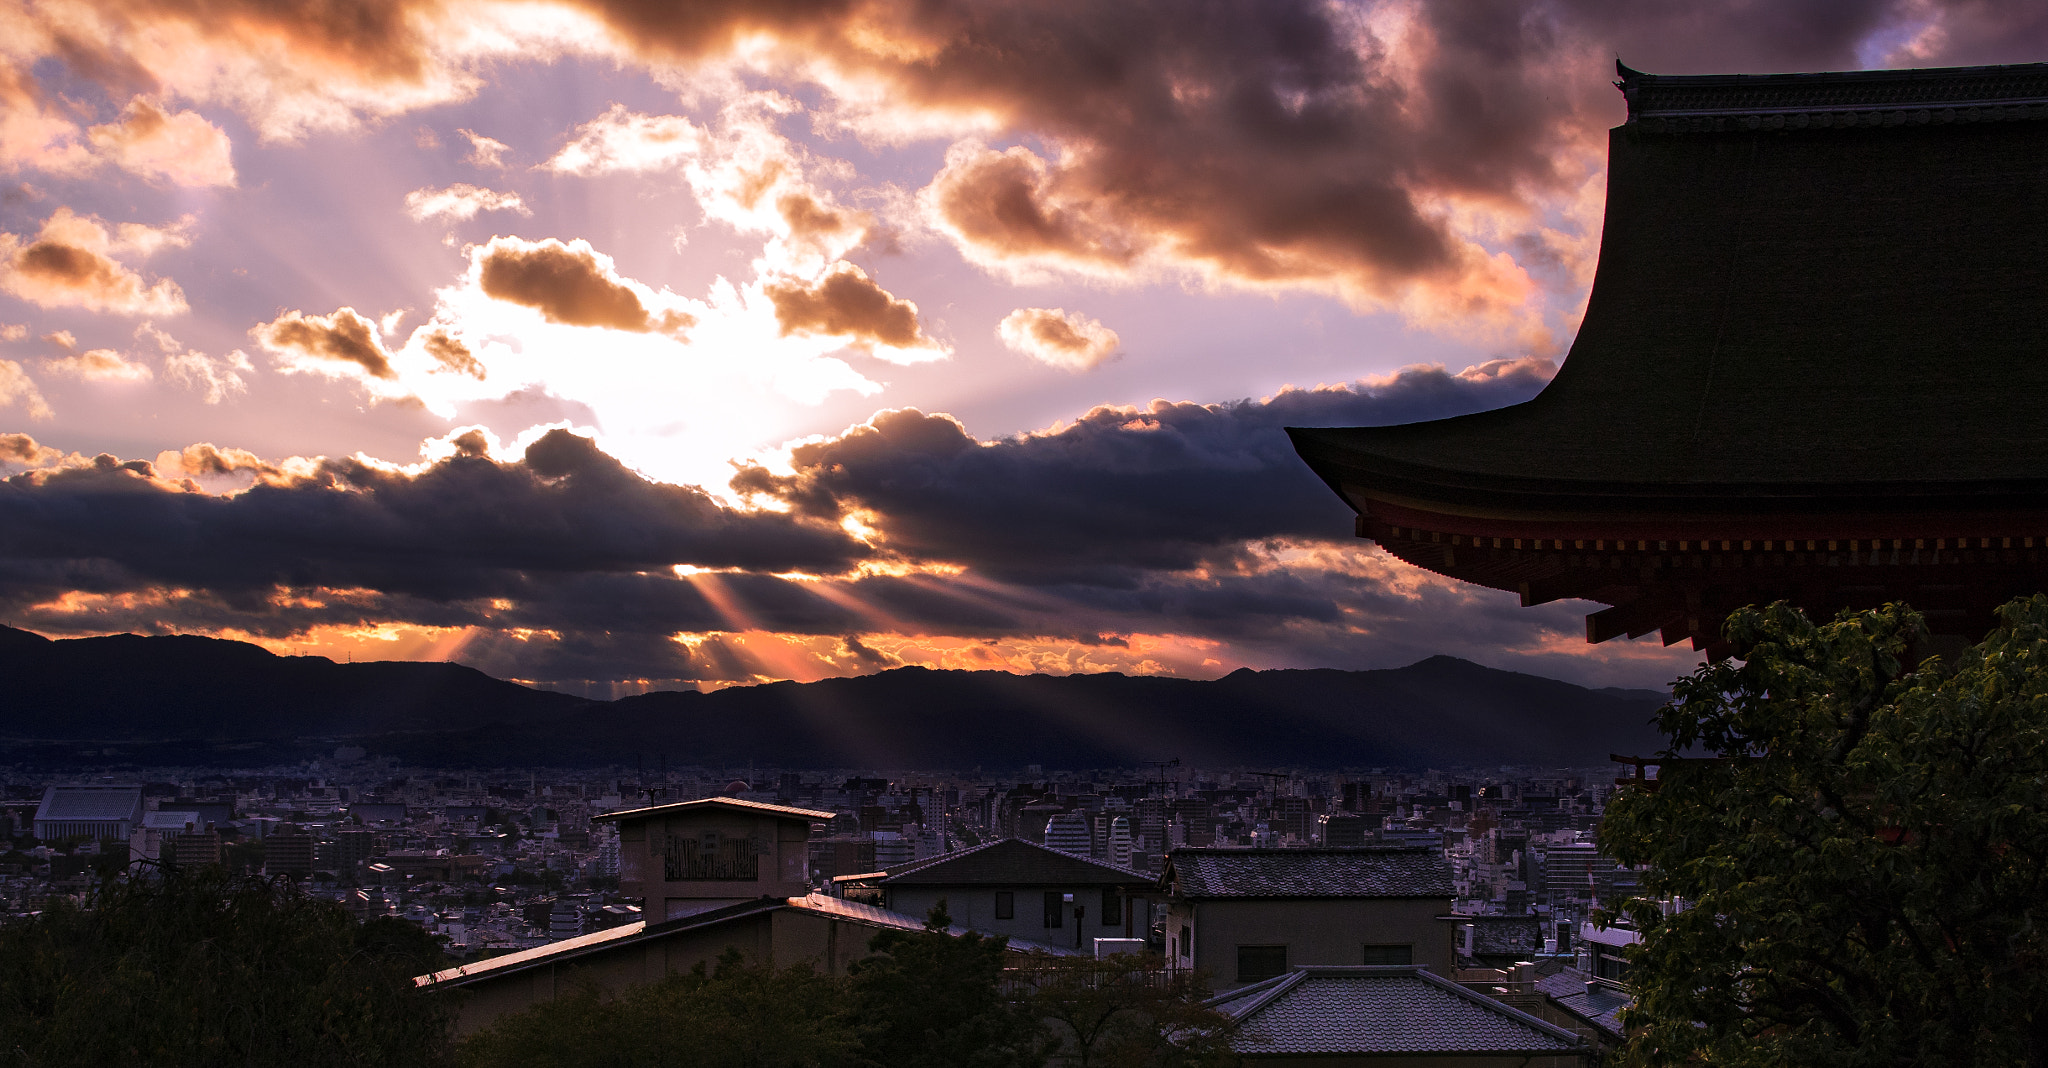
265, 830, 315, 878
1043, 812, 1092, 856
1107, 817, 1135, 868
168, 831, 222, 870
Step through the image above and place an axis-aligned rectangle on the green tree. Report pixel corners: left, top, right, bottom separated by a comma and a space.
847, 901, 1053, 1068
1025, 953, 1239, 1068
0, 864, 450, 1068
1601, 598, 2048, 1067
454, 950, 861, 1068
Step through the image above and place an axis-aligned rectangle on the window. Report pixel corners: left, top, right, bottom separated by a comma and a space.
1362, 943, 1413, 965
1177, 925, 1191, 960
1043, 891, 1064, 928
1101, 888, 1122, 925
995, 891, 1014, 919
1237, 945, 1287, 982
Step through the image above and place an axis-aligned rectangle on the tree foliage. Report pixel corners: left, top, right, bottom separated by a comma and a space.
459, 903, 1237, 1068
453, 950, 861, 1068
1602, 598, 2048, 1066
1023, 953, 1239, 1068
0, 864, 450, 1068
846, 901, 1054, 1068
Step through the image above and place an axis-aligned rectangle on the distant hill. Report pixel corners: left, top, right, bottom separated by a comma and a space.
0, 626, 1668, 769
0, 626, 582, 741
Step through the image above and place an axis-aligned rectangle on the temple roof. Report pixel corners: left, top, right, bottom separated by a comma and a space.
1292, 60, 2048, 533
1618, 60, 2048, 131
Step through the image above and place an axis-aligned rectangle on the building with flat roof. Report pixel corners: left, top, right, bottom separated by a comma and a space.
35, 785, 143, 841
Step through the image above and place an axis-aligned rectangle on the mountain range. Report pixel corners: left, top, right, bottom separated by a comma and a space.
0, 626, 1670, 770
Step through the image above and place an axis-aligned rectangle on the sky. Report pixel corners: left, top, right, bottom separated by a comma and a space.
1, 0, 2044, 696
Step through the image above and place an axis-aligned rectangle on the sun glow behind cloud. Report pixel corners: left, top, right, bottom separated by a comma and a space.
0, 0, 2035, 692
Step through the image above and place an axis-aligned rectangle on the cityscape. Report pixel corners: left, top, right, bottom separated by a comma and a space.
12, 754, 1641, 1044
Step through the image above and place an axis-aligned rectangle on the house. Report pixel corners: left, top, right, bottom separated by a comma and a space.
34, 785, 144, 841
1212, 966, 1590, 1066
1532, 964, 1628, 1047
869, 837, 1158, 951
1161, 847, 1454, 990
418, 892, 1080, 1034
591, 796, 832, 920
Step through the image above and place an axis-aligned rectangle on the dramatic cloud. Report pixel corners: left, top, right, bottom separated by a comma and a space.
404, 183, 529, 221
544, 105, 702, 175
0, 363, 1691, 690
474, 236, 695, 334
251, 307, 396, 379
12, 0, 2048, 335
763, 263, 934, 353
998, 307, 1119, 371
0, 429, 865, 608
85, 98, 237, 187
0, 209, 189, 316
0, 361, 52, 421
44, 348, 153, 383
735, 358, 1556, 584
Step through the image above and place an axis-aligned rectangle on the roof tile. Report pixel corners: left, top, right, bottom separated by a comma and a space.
1167, 848, 1452, 899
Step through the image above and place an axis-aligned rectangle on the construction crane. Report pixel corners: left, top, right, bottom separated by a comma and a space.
1244, 769, 1291, 804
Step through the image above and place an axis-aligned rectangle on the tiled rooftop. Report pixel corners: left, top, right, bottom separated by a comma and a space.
883, 838, 1151, 887
1535, 968, 1630, 1038
1217, 967, 1585, 1055
1167, 848, 1452, 899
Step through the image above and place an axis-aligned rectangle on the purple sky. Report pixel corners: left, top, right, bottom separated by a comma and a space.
2, 0, 2043, 694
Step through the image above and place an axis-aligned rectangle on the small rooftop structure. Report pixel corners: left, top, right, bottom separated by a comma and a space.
1291, 60, 2048, 656
1213, 966, 1589, 1063
592, 796, 833, 920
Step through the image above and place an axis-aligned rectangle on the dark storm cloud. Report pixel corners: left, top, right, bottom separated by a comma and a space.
0, 429, 865, 604
37, 1, 2048, 321
734, 358, 1554, 584
0, 361, 1558, 667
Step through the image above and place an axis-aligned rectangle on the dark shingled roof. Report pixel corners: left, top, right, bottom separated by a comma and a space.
1290, 61, 2048, 525
1213, 967, 1585, 1056
591, 796, 834, 824
882, 838, 1152, 887
1620, 60, 2048, 132
1535, 968, 1630, 1040
1165, 848, 1452, 899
